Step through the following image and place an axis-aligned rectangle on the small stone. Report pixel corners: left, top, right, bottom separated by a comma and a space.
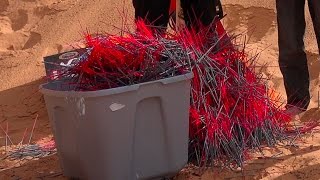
25, 156, 33, 160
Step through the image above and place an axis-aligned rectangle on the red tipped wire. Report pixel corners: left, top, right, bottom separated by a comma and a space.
47, 19, 317, 169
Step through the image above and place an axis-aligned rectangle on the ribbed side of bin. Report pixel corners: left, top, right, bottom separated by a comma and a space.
40, 73, 193, 180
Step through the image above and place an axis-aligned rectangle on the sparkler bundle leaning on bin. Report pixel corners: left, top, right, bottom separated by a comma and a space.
48, 19, 316, 169
174, 21, 291, 167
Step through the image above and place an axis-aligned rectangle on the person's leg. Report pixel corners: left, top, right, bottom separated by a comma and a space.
180, 0, 217, 30
276, 0, 310, 110
132, 0, 139, 20
132, 0, 171, 31
308, 0, 320, 53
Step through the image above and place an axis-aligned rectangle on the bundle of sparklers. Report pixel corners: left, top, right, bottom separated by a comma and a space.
52, 21, 191, 90
49, 20, 317, 168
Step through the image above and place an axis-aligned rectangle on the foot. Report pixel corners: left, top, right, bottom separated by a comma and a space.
284, 105, 306, 117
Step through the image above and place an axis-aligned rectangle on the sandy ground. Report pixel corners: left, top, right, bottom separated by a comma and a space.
0, 0, 319, 179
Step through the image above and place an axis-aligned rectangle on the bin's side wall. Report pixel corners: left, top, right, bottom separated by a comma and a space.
42, 77, 192, 180
43, 96, 84, 178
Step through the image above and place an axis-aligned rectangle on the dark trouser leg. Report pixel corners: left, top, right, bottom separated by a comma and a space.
180, 0, 217, 30
276, 0, 310, 110
308, 0, 320, 53
132, 0, 170, 31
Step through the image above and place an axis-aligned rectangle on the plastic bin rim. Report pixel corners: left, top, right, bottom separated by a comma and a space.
39, 72, 193, 98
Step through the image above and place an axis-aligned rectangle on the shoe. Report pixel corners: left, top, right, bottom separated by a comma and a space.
284, 105, 306, 117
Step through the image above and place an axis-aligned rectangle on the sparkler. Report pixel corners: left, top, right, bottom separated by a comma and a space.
46, 19, 317, 169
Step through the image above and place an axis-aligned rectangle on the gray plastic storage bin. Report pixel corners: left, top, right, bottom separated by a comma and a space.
40, 73, 193, 180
